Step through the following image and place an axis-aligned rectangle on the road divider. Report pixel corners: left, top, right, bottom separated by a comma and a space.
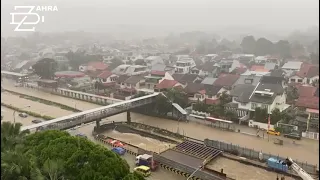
1, 102, 54, 120
3, 89, 81, 112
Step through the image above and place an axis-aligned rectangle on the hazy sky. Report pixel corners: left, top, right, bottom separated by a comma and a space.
1, 0, 319, 37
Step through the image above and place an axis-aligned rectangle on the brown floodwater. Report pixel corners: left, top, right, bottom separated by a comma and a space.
2, 80, 319, 179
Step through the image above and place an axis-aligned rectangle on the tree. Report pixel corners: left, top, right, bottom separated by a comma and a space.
254, 107, 268, 123
1, 122, 145, 180
310, 52, 319, 64
165, 89, 188, 108
65, 51, 103, 70
154, 95, 171, 115
108, 57, 123, 70
274, 40, 291, 58
286, 85, 299, 103
218, 91, 231, 105
240, 36, 256, 54
290, 41, 306, 57
134, 59, 146, 66
224, 109, 237, 120
270, 108, 282, 124
1, 122, 29, 151
32, 58, 58, 79
255, 38, 274, 56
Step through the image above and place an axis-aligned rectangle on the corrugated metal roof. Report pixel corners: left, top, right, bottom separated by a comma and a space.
172, 103, 187, 115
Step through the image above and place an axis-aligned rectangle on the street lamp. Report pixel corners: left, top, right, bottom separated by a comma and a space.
13, 105, 30, 124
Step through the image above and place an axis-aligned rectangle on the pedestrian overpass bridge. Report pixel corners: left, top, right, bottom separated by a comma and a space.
21, 93, 160, 132
21, 92, 188, 132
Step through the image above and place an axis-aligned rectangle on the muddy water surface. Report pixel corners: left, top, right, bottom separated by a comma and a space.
2, 81, 319, 176
207, 157, 296, 180
102, 130, 175, 153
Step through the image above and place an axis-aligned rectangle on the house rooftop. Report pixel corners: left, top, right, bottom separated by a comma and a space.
213, 74, 240, 87
87, 61, 108, 70
172, 74, 199, 84
297, 85, 318, 98
124, 75, 144, 85
184, 83, 204, 94
294, 63, 319, 78
282, 61, 303, 70
230, 84, 255, 103
97, 71, 113, 79
296, 96, 319, 110
241, 70, 270, 76
201, 77, 217, 85
155, 79, 179, 89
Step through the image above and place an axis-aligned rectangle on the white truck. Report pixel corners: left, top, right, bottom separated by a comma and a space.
248, 120, 274, 130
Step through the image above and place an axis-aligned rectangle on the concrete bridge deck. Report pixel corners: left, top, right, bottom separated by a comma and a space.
21, 93, 159, 131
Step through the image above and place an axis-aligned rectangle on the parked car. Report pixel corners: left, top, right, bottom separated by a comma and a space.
32, 119, 43, 124
266, 129, 280, 136
19, 113, 28, 118
283, 132, 301, 140
76, 133, 87, 139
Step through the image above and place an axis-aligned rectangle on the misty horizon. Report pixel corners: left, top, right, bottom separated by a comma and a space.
1, 0, 319, 39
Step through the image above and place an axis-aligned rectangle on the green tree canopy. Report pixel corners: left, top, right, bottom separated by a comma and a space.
274, 40, 291, 58
32, 58, 58, 79
255, 38, 274, 56
1, 122, 144, 180
240, 36, 256, 54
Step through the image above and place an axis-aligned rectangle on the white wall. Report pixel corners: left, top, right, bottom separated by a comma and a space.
232, 94, 287, 113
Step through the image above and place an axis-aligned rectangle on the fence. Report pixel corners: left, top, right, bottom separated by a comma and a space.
204, 139, 318, 175
302, 131, 319, 140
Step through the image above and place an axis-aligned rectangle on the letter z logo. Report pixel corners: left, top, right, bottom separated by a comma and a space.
10, 6, 42, 32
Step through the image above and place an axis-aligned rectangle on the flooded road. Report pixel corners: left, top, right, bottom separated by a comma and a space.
1, 92, 74, 118
102, 129, 174, 153
1, 106, 43, 126
2, 81, 319, 169
206, 157, 295, 180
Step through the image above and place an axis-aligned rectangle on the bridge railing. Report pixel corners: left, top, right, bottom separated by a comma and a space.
22, 93, 159, 131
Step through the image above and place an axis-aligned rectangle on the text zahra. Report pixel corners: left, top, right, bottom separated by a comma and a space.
36, 6, 58, 11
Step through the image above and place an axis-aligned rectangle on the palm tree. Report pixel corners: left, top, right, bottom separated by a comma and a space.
41, 159, 65, 180
1, 145, 43, 180
1, 122, 30, 151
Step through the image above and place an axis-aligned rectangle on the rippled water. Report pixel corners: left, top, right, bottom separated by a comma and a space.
103, 130, 174, 153
207, 157, 296, 180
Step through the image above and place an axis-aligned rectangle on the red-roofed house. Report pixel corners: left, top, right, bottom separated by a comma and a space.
190, 85, 227, 104
250, 65, 266, 71
213, 74, 240, 90
297, 85, 318, 98
145, 71, 174, 90
155, 79, 183, 91
95, 71, 118, 87
295, 96, 319, 110
289, 63, 319, 85
79, 61, 108, 72
231, 67, 247, 75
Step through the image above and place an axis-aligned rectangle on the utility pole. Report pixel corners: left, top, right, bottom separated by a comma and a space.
13, 105, 30, 124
